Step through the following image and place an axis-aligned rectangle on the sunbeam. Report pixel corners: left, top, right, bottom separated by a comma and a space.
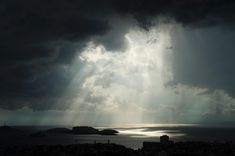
64, 25, 174, 125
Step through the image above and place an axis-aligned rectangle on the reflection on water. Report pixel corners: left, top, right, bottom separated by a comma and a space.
118, 128, 185, 138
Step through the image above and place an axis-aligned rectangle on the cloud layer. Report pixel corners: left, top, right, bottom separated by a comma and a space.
1, 0, 235, 126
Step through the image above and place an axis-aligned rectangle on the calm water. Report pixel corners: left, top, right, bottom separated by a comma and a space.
2, 124, 235, 149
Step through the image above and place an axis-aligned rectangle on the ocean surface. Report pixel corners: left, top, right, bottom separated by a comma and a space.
1, 124, 235, 149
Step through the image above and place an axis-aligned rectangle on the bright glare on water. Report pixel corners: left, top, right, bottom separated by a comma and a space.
118, 128, 185, 138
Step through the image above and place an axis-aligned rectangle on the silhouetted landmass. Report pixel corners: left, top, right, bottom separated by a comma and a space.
30, 132, 47, 137
72, 126, 100, 134
72, 126, 118, 135
142, 141, 234, 156
0, 143, 134, 156
0, 141, 234, 156
0, 126, 23, 135
30, 126, 118, 137
99, 129, 118, 135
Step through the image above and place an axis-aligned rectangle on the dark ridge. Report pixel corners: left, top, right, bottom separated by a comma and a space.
0, 126, 23, 135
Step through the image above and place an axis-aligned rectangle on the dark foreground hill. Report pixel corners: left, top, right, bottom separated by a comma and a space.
0, 141, 235, 156
0, 143, 134, 156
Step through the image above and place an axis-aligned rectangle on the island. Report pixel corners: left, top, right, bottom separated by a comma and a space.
30, 126, 118, 137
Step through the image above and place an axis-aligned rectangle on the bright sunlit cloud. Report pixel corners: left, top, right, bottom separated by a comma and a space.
44, 24, 231, 126
68, 25, 172, 124
3, 24, 235, 126
61, 24, 211, 126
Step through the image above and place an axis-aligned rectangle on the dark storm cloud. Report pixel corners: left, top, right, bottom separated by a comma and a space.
113, 0, 235, 28
171, 27, 235, 97
0, 0, 111, 109
1, 0, 235, 110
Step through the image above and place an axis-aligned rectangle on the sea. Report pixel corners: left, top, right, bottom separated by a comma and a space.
1, 124, 235, 149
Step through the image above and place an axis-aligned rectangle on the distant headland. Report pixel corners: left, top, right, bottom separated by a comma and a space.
31, 126, 118, 137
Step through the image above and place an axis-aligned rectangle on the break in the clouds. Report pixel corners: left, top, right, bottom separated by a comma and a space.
1, 0, 235, 125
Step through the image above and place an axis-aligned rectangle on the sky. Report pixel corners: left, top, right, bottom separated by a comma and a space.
1, 0, 235, 126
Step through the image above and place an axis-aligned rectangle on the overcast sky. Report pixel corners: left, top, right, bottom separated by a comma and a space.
1, 0, 235, 126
